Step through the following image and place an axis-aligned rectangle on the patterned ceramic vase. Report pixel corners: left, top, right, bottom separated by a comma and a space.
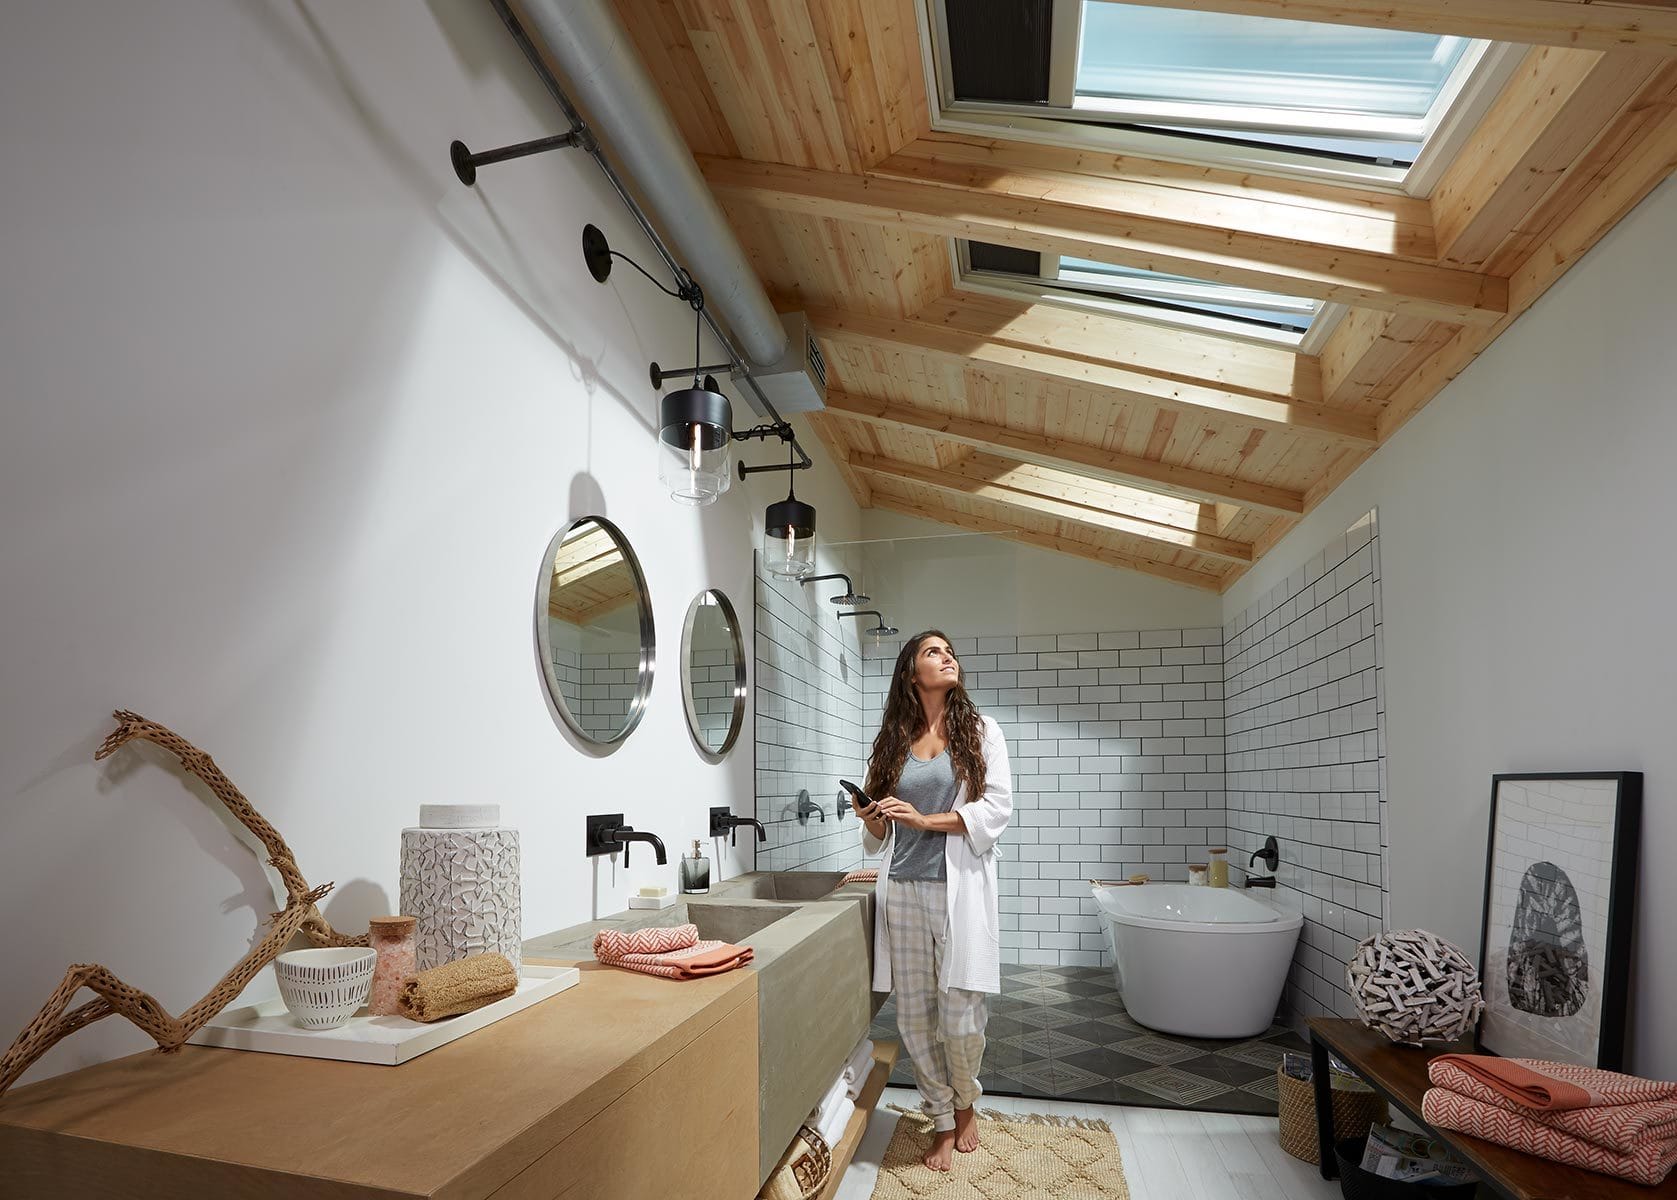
399, 805, 522, 973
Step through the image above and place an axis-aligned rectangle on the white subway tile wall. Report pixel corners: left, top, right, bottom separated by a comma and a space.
752, 570, 870, 872
857, 626, 1228, 969
1223, 511, 1387, 1022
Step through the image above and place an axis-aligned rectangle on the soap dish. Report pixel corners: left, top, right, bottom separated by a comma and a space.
628, 893, 678, 910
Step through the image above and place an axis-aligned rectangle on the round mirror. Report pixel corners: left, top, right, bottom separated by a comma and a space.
680, 589, 746, 760
535, 516, 654, 747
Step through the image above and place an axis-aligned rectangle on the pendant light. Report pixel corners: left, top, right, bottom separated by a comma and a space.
657, 373, 731, 506
762, 437, 816, 579
655, 261, 732, 506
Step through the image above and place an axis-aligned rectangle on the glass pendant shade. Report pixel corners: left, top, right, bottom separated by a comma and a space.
763, 495, 817, 580
658, 386, 733, 506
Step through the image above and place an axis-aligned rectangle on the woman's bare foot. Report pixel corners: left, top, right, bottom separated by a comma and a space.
923, 1129, 956, 1171
954, 1105, 980, 1152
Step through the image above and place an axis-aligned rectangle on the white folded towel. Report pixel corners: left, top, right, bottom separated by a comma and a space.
813, 1095, 856, 1151
812, 1069, 850, 1129
842, 1038, 876, 1099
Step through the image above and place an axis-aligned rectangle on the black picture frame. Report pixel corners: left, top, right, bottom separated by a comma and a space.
1476, 772, 1641, 1070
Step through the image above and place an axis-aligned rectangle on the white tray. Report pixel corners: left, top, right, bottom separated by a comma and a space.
188, 965, 580, 1065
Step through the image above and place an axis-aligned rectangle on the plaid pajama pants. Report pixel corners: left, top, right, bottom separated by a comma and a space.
886, 878, 988, 1132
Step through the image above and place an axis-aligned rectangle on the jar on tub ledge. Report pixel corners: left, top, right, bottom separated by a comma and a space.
1188, 862, 1209, 887
1207, 848, 1230, 888
367, 915, 418, 1016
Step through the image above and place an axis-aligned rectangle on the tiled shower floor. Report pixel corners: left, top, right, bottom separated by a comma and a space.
869, 962, 1309, 1114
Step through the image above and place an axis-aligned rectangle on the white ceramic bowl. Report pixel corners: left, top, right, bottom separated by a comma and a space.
273, 947, 377, 1029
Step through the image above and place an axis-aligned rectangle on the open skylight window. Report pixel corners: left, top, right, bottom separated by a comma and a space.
927, 0, 1515, 190
961, 241, 1337, 347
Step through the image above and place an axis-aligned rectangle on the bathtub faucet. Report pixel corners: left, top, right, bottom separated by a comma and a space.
1245, 835, 1280, 887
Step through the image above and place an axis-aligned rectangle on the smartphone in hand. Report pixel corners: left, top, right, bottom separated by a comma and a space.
839, 779, 880, 819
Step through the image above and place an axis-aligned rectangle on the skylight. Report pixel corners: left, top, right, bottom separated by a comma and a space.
929, 0, 1509, 187
961, 241, 1332, 346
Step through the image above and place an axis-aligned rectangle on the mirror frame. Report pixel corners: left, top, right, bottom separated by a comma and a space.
533, 515, 655, 749
680, 588, 746, 762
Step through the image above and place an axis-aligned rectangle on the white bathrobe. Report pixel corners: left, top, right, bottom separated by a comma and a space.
861, 714, 1013, 995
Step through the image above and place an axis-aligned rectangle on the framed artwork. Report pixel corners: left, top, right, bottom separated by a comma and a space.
1477, 773, 1641, 1070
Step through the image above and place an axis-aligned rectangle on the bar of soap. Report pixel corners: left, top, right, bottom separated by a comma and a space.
638, 886, 668, 898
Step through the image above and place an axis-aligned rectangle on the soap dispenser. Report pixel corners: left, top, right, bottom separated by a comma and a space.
679, 839, 710, 894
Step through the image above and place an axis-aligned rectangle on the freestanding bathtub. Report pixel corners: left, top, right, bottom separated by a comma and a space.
1093, 883, 1304, 1039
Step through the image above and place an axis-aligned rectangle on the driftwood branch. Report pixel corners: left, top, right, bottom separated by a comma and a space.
0, 710, 367, 1097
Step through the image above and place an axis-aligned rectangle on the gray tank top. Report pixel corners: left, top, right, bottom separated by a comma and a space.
889, 750, 960, 881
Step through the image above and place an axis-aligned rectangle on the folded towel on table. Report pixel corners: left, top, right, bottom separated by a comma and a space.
813, 1095, 856, 1152
1429, 1058, 1677, 1155
1428, 1054, 1677, 1112
593, 923, 754, 980
841, 869, 878, 885
1423, 1087, 1677, 1187
842, 1039, 876, 1098
398, 953, 518, 1022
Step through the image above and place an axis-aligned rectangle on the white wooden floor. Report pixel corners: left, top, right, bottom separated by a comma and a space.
833, 1085, 1341, 1200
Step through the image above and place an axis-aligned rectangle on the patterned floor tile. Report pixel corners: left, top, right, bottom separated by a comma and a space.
1119, 1066, 1234, 1106
1044, 1059, 1111, 1097
995, 1058, 1060, 1094
1109, 1034, 1203, 1065
1009, 967, 1070, 987
1007, 986, 1077, 1006
1215, 1038, 1292, 1071
1241, 1072, 1282, 1103
1090, 1009, 1146, 1034
1010, 1005, 1089, 1031
1001, 1028, 1099, 1058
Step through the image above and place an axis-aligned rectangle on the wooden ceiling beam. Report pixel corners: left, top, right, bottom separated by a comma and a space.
825, 390, 1307, 515
810, 308, 1376, 447
866, 491, 1227, 592
1058, 0, 1677, 54
701, 155, 1508, 325
852, 451, 1255, 564
1432, 47, 1665, 268
912, 292, 1322, 406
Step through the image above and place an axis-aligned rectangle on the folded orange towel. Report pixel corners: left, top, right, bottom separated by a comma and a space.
593, 922, 699, 960
1423, 1087, 1677, 1186
593, 923, 753, 979
1428, 1055, 1677, 1113
1429, 1059, 1677, 1155
841, 869, 878, 885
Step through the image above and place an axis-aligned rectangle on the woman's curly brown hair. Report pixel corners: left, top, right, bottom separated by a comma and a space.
864, 630, 987, 804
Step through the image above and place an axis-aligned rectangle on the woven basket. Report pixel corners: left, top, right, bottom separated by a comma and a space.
759, 1125, 832, 1200
1278, 1064, 1390, 1164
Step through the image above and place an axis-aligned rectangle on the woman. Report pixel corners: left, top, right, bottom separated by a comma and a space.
850, 631, 1012, 1172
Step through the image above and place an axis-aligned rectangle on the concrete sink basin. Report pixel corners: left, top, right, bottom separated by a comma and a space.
721, 870, 849, 902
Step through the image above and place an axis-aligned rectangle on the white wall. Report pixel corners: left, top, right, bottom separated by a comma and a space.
0, 0, 857, 1086
1222, 175, 1677, 1077
856, 509, 1224, 638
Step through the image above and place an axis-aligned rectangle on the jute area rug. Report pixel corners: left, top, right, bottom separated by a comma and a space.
867, 1108, 1130, 1199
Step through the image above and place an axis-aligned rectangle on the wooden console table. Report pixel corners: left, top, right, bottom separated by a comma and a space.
1309, 1018, 1677, 1200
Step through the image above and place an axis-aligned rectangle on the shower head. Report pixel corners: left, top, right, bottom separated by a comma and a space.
871, 624, 899, 637
802, 573, 868, 607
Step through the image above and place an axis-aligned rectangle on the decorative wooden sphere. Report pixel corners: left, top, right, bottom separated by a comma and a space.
1347, 929, 1485, 1046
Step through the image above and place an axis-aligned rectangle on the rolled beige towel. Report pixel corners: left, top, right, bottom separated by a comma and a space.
397, 952, 518, 1022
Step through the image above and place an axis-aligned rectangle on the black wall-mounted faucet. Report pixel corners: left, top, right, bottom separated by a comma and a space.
710, 806, 766, 846
795, 788, 825, 824
1244, 835, 1281, 888
585, 813, 668, 866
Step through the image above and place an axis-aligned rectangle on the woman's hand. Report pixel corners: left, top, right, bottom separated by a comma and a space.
847, 790, 878, 821
875, 796, 926, 831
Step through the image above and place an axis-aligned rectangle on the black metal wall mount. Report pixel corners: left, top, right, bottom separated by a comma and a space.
449, 129, 589, 187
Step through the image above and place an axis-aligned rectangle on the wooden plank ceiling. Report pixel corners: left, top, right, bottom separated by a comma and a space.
610, 0, 1677, 591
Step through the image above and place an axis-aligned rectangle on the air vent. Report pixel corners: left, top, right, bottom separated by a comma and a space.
746, 312, 828, 414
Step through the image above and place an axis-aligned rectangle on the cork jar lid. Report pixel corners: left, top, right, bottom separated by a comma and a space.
368, 915, 416, 933
1208, 847, 1228, 854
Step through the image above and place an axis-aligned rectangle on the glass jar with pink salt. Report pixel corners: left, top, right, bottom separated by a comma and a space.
367, 915, 417, 1016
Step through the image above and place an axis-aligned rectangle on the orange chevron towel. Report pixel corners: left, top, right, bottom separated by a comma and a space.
1428, 1058, 1677, 1156
592, 923, 754, 980
1428, 1055, 1677, 1113
841, 869, 878, 885
1422, 1088, 1677, 1186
